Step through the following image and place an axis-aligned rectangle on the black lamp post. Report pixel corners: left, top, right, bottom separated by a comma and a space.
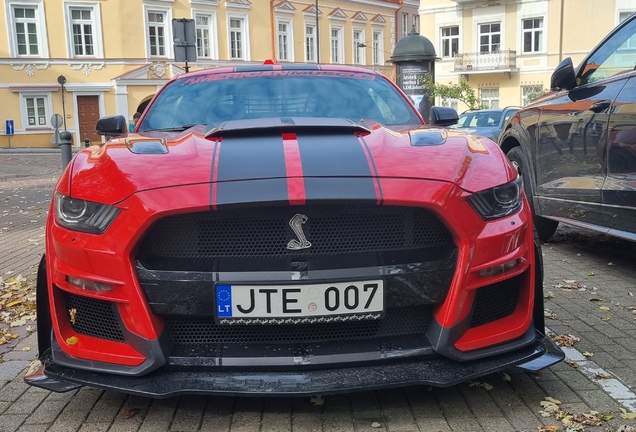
57, 75, 67, 131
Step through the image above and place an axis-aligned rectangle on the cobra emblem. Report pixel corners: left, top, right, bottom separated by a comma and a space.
287, 214, 311, 250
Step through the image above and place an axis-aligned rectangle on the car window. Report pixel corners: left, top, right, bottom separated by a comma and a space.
456, 112, 502, 128
579, 16, 636, 84
503, 109, 517, 124
138, 72, 421, 131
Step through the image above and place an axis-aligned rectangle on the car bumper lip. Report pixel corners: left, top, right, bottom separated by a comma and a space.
27, 332, 563, 398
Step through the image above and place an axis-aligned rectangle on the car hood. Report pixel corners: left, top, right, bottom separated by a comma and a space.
66, 121, 515, 205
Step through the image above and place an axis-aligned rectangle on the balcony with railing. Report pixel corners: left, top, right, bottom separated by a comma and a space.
453, 50, 518, 75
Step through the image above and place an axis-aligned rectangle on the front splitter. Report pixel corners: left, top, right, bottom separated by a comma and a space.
27, 333, 563, 398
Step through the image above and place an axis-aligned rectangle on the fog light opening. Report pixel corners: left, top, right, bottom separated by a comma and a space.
66, 276, 112, 292
479, 259, 520, 277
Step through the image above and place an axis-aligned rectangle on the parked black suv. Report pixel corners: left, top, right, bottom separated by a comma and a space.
499, 13, 636, 242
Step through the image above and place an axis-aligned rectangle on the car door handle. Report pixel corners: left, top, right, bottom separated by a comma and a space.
589, 99, 612, 113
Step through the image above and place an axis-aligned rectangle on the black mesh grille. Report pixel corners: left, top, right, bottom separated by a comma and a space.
469, 275, 521, 328
167, 306, 431, 345
137, 206, 452, 261
62, 290, 126, 342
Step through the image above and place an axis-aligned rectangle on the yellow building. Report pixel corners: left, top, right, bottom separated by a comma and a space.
418, 0, 636, 111
0, 0, 401, 148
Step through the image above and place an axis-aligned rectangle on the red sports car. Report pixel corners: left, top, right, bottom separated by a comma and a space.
26, 64, 562, 397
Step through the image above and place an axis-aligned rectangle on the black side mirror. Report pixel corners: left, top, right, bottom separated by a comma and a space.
550, 58, 576, 91
429, 106, 459, 127
96, 115, 127, 137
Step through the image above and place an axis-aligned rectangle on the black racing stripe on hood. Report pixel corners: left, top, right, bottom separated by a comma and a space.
216, 135, 286, 181
303, 178, 377, 202
296, 132, 376, 201
216, 179, 289, 206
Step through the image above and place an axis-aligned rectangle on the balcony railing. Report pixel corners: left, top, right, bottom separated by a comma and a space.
453, 50, 517, 73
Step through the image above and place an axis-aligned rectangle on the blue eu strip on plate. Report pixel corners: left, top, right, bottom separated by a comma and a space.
216, 285, 232, 317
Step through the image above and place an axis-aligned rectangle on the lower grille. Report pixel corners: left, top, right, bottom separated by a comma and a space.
166, 306, 431, 345
469, 275, 521, 328
61, 290, 126, 342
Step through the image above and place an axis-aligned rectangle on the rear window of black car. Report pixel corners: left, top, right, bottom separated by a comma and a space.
138, 71, 421, 132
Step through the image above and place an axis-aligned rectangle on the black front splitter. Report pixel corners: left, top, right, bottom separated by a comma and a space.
27, 334, 563, 398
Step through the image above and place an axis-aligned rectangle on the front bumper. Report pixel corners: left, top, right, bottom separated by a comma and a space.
26, 331, 563, 398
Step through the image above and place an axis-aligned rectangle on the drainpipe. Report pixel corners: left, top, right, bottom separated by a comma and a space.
558, 0, 564, 62
270, 0, 276, 61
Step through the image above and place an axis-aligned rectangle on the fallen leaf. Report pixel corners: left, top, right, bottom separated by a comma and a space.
310, 396, 324, 406
121, 407, 139, 419
544, 291, 555, 299
21, 347, 30, 351
589, 297, 603, 302
371, 422, 382, 429
594, 373, 611, 379
600, 306, 611, 311
544, 397, 562, 405
582, 352, 593, 358
620, 408, 636, 419
66, 336, 78, 345
587, 271, 595, 276
563, 279, 576, 284
501, 372, 511, 382
565, 358, 579, 369
608, 262, 615, 266
602, 316, 611, 321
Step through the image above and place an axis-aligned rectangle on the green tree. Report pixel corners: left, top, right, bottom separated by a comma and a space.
419, 74, 485, 110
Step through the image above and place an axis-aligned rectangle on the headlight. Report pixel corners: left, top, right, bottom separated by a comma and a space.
54, 192, 120, 234
466, 176, 522, 220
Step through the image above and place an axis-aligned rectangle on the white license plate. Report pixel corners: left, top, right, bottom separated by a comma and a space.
215, 280, 384, 323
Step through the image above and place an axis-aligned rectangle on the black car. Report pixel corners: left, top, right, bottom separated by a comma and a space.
499, 13, 636, 242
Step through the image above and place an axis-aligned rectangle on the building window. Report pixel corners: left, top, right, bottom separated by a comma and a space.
195, 14, 211, 58
479, 22, 501, 53
12, 6, 40, 56
441, 97, 459, 112
373, 30, 383, 65
20, 94, 52, 128
229, 17, 245, 60
619, 12, 636, 49
441, 26, 459, 58
480, 88, 500, 109
330, 26, 343, 64
521, 85, 545, 106
412, 14, 419, 33
305, 24, 316, 62
69, 8, 94, 56
147, 11, 166, 56
277, 20, 292, 61
522, 18, 543, 53
402, 13, 408, 38
353, 29, 365, 64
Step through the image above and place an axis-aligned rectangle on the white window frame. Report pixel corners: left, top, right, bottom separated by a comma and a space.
412, 14, 419, 33
330, 25, 343, 64
480, 88, 500, 109
143, 5, 173, 58
477, 21, 501, 53
227, 13, 250, 61
276, 17, 294, 62
521, 17, 544, 54
401, 13, 408, 38
19, 92, 53, 129
305, 22, 316, 63
192, 10, 218, 59
353, 28, 365, 65
440, 25, 459, 58
372, 30, 384, 65
64, 2, 104, 59
6, 0, 49, 58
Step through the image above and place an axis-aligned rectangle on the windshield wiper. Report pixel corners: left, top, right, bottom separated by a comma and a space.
143, 124, 201, 132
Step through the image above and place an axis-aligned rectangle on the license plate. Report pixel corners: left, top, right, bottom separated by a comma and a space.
215, 280, 384, 324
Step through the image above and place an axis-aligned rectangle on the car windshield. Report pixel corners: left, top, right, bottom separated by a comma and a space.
138, 70, 421, 132
456, 111, 503, 128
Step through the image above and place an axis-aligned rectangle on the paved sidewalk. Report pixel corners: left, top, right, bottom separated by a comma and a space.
1, 153, 636, 431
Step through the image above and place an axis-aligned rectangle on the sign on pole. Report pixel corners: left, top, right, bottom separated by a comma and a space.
173, 18, 197, 71
50, 114, 63, 145
5, 120, 14, 135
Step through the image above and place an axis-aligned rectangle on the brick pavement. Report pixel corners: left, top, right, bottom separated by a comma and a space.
1, 152, 636, 431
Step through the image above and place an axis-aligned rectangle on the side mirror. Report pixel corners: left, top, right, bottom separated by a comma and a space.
429, 106, 459, 127
550, 58, 576, 91
96, 115, 127, 137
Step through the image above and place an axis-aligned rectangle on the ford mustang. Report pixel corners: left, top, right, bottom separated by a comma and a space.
26, 64, 563, 397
